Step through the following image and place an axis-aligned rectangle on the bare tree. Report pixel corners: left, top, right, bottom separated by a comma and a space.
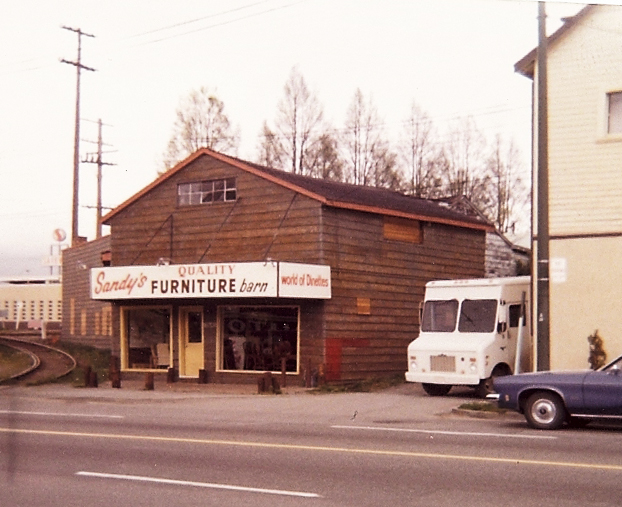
162, 87, 239, 170
259, 68, 325, 175
342, 89, 401, 189
442, 117, 491, 207
256, 121, 284, 169
488, 134, 529, 234
400, 102, 441, 197
304, 132, 343, 180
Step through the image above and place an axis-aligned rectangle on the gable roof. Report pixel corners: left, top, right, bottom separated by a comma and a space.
515, 5, 594, 78
102, 148, 493, 232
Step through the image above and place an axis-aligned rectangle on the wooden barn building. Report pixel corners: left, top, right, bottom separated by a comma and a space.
62, 148, 492, 384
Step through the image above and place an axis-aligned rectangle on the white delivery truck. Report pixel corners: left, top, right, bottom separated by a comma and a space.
405, 276, 531, 397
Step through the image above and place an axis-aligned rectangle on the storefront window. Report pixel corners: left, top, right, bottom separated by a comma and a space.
220, 306, 299, 373
122, 307, 171, 369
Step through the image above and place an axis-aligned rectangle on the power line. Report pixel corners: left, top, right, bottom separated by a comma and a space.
127, 0, 271, 39
129, 0, 306, 46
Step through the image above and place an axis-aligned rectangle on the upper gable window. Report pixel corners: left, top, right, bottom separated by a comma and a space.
607, 91, 622, 134
178, 178, 237, 206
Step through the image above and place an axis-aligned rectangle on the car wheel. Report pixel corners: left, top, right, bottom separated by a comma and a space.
476, 365, 511, 398
524, 392, 567, 430
422, 383, 452, 396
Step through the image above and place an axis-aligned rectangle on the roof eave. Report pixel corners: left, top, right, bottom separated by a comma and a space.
513, 4, 596, 81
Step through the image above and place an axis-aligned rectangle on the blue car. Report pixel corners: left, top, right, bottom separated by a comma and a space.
492, 355, 622, 430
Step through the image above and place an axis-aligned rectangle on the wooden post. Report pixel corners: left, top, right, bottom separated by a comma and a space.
110, 355, 121, 388
84, 365, 92, 387
281, 357, 287, 388
145, 372, 154, 390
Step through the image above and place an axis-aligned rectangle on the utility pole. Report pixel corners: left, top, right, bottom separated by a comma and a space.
61, 26, 96, 246
82, 119, 115, 239
536, 2, 550, 371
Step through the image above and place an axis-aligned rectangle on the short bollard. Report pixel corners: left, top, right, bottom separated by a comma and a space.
281, 357, 287, 388
145, 372, 154, 391
110, 369, 121, 388
110, 355, 121, 388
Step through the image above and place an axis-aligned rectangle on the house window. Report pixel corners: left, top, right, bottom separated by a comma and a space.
219, 306, 299, 373
178, 178, 237, 206
607, 91, 622, 134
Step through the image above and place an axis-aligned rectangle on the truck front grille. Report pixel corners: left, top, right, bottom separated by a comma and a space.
430, 355, 456, 372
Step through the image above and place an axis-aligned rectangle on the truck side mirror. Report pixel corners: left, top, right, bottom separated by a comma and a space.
497, 322, 507, 334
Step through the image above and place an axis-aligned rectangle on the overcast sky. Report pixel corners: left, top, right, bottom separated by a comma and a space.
0, 0, 600, 276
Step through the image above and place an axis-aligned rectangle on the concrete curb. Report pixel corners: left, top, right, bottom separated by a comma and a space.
451, 407, 522, 419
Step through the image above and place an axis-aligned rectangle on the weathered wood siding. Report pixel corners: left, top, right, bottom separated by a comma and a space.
109, 155, 324, 266
321, 207, 486, 381
61, 235, 113, 349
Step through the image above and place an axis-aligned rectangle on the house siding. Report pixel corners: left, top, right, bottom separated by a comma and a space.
529, 5, 622, 369
321, 207, 485, 380
109, 156, 324, 266
549, 236, 622, 369
542, 5, 622, 236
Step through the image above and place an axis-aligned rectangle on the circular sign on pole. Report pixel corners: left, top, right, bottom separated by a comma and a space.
53, 228, 67, 242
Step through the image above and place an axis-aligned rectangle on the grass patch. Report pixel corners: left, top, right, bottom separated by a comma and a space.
458, 401, 507, 413
0, 344, 34, 382
312, 374, 405, 394
53, 341, 111, 387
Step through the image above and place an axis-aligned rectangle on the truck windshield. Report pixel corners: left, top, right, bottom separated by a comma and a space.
421, 299, 458, 332
458, 299, 498, 333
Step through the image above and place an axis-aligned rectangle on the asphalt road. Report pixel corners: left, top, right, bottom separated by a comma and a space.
1, 382, 621, 506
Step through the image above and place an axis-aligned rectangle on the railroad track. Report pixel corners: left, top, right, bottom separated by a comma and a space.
0, 336, 76, 385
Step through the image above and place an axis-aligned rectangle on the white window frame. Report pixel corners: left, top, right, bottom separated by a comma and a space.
607, 91, 622, 134
177, 178, 237, 206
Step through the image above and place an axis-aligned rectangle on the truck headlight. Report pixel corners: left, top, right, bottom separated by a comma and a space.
469, 362, 478, 373
410, 360, 418, 372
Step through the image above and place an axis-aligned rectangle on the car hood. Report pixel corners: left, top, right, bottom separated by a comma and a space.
494, 370, 590, 387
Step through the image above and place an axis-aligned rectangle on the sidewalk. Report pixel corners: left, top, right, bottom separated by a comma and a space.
0, 377, 496, 421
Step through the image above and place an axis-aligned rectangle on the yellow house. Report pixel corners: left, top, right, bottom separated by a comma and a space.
517, 4, 622, 369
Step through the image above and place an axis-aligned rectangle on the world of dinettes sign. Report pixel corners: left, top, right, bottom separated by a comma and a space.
90, 262, 331, 300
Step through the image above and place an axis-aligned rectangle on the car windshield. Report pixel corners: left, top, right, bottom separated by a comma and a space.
601, 356, 622, 371
421, 299, 458, 332
457, 299, 498, 333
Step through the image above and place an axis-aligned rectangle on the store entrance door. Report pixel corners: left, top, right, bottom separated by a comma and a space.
179, 307, 203, 377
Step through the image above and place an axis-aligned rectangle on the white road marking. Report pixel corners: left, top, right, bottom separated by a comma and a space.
76, 471, 320, 498
0, 410, 123, 419
332, 424, 556, 440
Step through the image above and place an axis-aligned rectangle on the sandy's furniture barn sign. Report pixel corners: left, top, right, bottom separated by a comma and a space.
90, 262, 331, 300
